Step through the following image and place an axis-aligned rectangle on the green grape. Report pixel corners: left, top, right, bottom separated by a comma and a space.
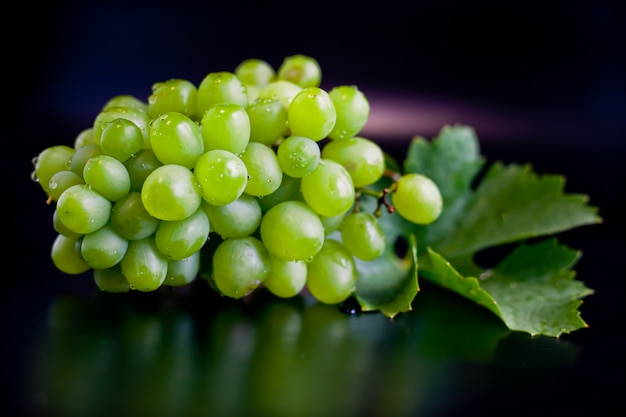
80, 223, 129, 269
234, 58, 275, 88
193, 149, 248, 206
149, 111, 205, 169
32, 145, 75, 195
240, 142, 283, 197
321, 136, 385, 188
141, 164, 202, 221
306, 238, 356, 305
340, 211, 385, 260
260, 200, 325, 261
93, 105, 150, 149
391, 173, 443, 225
154, 207, 210, 260
276, 135, 320, 178
120, 236, 168, 291
201, 194, 261, 239
148, 78, 198, 120
277, 54, 321, 88
56, 184, 112, 234
212, 236, 270, 298
51, 234, 91, 275
256, 173, 303, 212
257, 80, 302, 111
246, 98, 288, 146
164, 251, 200, 287
320, 211, 348, 235
102, 95, 148, 114
287, 87, 336, 141
200, 103, 250, 154
301, 159, 355, 217
111, 191, 161, 240
197, 71, 248, 117
52, 209, 82, 239
82, 154, 131, 202
69, 143, 103, 178
263, 255, 307, 298
327, 85, 370, 141
93, 263, 131, 292
73, 128, 98, 148
48, 170, 84, 202
100, 118, 145, 162
124, 149, 163, 192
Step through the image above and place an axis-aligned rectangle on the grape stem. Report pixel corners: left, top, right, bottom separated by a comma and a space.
356, 186, 396, 218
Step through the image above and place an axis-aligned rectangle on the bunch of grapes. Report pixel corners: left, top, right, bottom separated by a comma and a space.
31, 54, 443, 305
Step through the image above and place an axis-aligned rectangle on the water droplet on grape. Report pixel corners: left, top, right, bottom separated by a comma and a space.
30, 171, 39, 183
50, 181, 58, 190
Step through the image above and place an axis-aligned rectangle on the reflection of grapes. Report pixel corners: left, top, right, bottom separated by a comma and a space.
31, 54, 443, 307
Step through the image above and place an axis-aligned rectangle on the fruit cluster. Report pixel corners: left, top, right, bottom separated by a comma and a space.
31, 54, 443, 305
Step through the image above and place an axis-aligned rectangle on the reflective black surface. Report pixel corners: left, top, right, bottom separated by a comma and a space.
5, 1, 625, 416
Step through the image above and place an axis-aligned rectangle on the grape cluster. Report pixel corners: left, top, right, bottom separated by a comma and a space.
31, 54, 443, 305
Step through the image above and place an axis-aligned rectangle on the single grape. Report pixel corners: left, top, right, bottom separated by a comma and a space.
257, 80, 302, 111
212, 236, 270, 298
276, 135, 321, 178
260, 200, 325, 261
56, 184, 112, 234
111, 191, 161, 240
120, 236, 168, 291
102, 95, 148, 114
340, 211, 386, 260
301, 159, 355, 217
391, 173, 443, 224
193, 149, 248, 206
246, 98, 288, 146
264, 255, 307, 298
51, 234, 91, 275
73, 128, 98, 148
154, 207, 210, 260
240, 142, 283, 197
148, 78, 198, 120
256, 173, 303, 212
32, 145, 75, 195
197, 71, 248, 117
327, 85, 370, 141
201, 194, 261, 239
69, 143, 103, 178
93, 105, 150, 149
124, 149, 163, 192
320, 211, 348, 235
164, 251, 200, 287
277, 54, 321, 88
149, 111, 205, 169
93, 263, 131, 292
200, 103, 250, 154
80, 222, 129, 269
306, 239, 356, 305
321, 136, 385, 188
141, 164, 202, 221
234, 58, 275, 88
287, 87, 336, 141
100, 118, 144, 162
48, 170, 84, 202
82, 154, 131, 202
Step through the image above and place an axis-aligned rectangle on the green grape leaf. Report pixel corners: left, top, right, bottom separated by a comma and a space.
367, 123, 603, 336
420, 239, 594, 337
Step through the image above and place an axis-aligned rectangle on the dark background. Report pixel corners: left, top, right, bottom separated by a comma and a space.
4, 0, 625, 415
